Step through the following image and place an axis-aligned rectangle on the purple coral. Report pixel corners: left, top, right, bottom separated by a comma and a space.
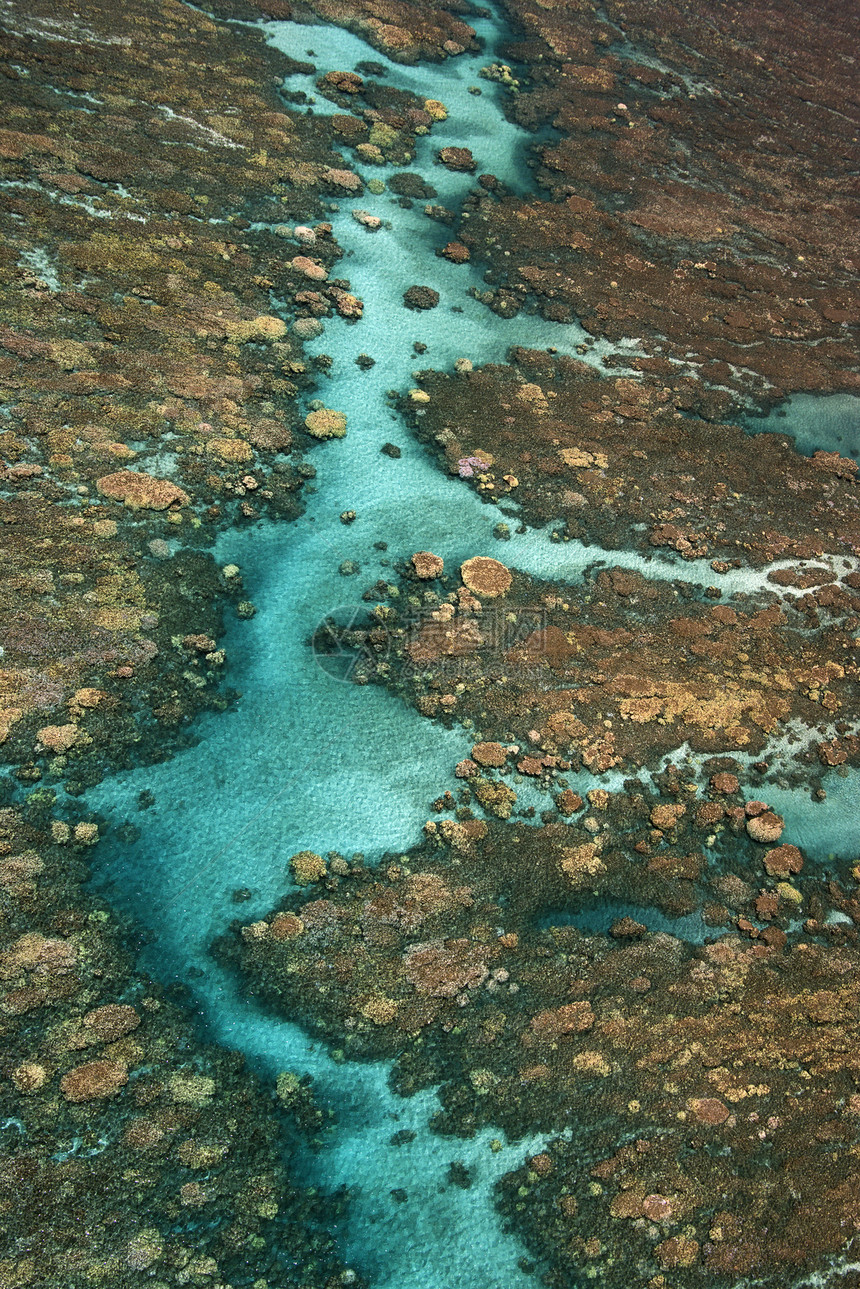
458, 456, 489, 478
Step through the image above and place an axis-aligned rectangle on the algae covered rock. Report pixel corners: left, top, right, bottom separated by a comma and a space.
403, 285, 440, 310
437, 145, 476, 172
388, 171, 437, 199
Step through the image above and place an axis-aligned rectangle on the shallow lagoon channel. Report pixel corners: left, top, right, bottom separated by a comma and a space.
745, 392, 860, 459
85, 3, 860, 1284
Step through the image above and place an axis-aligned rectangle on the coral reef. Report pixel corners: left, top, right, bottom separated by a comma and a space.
461, 0, 860, 402
321, 553, 860, 777
216, 1, 860, 1269
402, 351, 860, 568
229, 806, 860, 1287
0, 0, 464, 785
0, 0, 409, 1278
0, 0, 365, 776
301, 0, 478, 63
0, 800, 355, 1288
5, 0, 860, 1284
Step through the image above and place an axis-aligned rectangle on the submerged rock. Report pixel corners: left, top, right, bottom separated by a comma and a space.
440, 240, 470, 263
351, 209, 382, 230
437, 146, 476, 172
388, 171, 437, 199
403, 285, 440, 311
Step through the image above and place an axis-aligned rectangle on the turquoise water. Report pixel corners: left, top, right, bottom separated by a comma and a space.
83, 4, 860, 1285
746, 392, 860, 458
540, 901, 711, 943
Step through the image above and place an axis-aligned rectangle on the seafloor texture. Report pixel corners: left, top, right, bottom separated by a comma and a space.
1, 0, 859, 1287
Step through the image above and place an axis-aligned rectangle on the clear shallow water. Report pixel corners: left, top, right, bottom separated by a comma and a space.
746, 392, 860, 458
268, 10, 542, 199
760, 769, 858, 860
83, 4, 860, 1285
540, 901, 710, 944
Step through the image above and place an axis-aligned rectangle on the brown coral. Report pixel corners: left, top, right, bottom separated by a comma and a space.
96, 471, 190, 510
411, 551, 444, 579
460, 556, 512, 598
403, 938, 490, 997
60, 1059, 129, 1102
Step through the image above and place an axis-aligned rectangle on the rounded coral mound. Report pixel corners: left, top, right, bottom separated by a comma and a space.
411, 551, 443, 579
60, 1059, 128, 1102
424, 99, 448, 121
291, 255, 327, 281
304, 408, 347, 439
746, 810, 784, 843
460, 556, 512, 598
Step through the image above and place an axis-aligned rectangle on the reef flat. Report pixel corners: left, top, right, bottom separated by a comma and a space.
0, 0, 447, 772
2, 0, 859, 1286
470, 0, 859, 401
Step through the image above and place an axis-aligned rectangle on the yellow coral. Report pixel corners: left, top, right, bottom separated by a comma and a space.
424, 99, 448, 121
206, 437, 253, 463
290, 850, 327, 885
0, 707, 24, 744
571, 1050, 611, 1077
360, 995, 399, 1025
37, 724, 80, 753
473, 779, 516, 819
369, 122, 398, 149
304, 408, 347, 440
